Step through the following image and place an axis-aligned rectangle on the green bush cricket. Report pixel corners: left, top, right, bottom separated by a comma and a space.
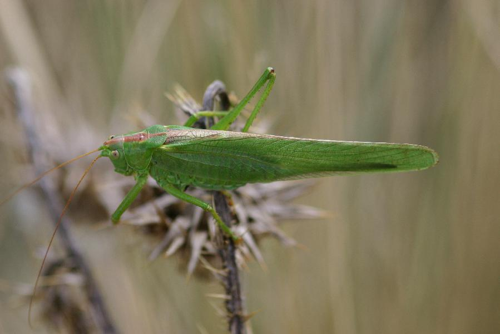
2, 67, 438, 324
100, 67, 437, 236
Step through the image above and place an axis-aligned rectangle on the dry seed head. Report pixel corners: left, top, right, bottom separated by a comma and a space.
34, 258, 95, 333
101, 87, 327, 279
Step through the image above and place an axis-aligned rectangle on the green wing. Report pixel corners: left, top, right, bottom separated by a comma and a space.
152, 127, 438, 188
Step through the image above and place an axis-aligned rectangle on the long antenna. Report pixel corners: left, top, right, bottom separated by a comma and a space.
28, 155, 101, 328
0, 149, 100, 207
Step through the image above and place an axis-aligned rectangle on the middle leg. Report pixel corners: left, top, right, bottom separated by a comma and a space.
160, 183, 239, 240
183, 111, 228, 127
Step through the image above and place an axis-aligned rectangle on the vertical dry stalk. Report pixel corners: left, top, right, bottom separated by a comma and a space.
199, 82, 247, 334
6, 68, 117, 334
214, 192, 246, 334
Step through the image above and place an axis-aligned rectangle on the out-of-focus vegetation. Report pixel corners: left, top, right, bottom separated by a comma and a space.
0, 1, 499, 333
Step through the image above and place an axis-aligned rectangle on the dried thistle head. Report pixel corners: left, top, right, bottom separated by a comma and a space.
97, 86, 327, 279
31, 257, 95, 333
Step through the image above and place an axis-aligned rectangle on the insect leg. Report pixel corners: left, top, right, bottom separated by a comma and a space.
160, 183, 239, 240
111, 174, 148, 224
211, 67, 276, 131
241, 69, 276, 132
183, 111, 228, 127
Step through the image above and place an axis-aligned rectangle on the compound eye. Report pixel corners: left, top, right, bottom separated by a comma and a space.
111, 150, 119, 159
138, 133, 146, 141
108, 135, 115, 140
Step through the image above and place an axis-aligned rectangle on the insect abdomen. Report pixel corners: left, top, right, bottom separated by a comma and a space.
150, 166, 246, 191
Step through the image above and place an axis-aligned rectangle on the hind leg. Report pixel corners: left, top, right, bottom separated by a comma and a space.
211, 67, 276, 132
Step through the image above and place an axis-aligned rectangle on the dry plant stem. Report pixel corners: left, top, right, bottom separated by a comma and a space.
42, 259, 90, 331
198, 82, 246, 334
6, 69, 117, 334
214, 192, 246, 334
197, 80, 230, 129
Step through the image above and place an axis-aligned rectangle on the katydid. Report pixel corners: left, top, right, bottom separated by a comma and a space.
2, 67, 438, 324
99, 67, 438, 239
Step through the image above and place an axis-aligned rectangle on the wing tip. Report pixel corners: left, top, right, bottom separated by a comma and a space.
417, 145, 440, 171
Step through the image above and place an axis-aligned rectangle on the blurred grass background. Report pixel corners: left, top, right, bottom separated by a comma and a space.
0, 0, 499, 333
